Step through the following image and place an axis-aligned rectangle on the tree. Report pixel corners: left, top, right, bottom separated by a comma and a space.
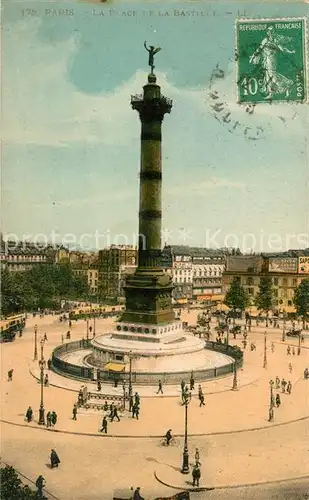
1, 263, 90, 316
254, 276, 275, 326
294, 279, 309, 327
0, 465, 37, 499
224, 276, 250, 323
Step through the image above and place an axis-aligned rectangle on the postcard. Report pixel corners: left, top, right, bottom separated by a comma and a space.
1, 1, 309, 499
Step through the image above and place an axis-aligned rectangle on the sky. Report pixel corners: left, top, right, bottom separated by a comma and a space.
2, 0, 309, 253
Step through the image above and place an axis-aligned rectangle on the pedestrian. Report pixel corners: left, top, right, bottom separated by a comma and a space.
72, 404, 77, 420
157, 379, 163, 394
43, 332, 48, 341
133, 487, 144, 500
7, 369, 14, 381
195, 447, 200, 465
268, 406, 274, 422
109, 403, 114, 418
132, 403, 137, 419
304, 367, 309, 379
47, 359, 52, 370
292, 346, 295, 356
134, 392, 140, 407
275, 376, 280, 389
129, 395, 134, 412
165, 429, 172, 446
287, 345, 291, 355
50, 449, 60, 469
89, 326, 92, 334
103, 400, 109, 412
289, 362, 292, 373
135, 404, 140, 420
287, 381, 292, 394
301, 335, 305, 343
276, 393, 281, 407
97, 380, 101, 392
61, 334, 64, 344
199, 393, 205, 407
271, 342, 275, 353
44, 374, 49, 387
25, 406, 33, 423
51, 411, 57, 426
190, 373, 195, 391
192, 464, 201, 487
181, 380, 186, 393
281, 378, 287, 393
198, 384, 203, 399
35, 475, 45, 500
46, 411, 52, 427
100, 415, 108, 433
111, 407, 120, 422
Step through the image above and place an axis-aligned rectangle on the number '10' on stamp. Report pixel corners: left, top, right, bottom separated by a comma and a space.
236, 18, 307, 104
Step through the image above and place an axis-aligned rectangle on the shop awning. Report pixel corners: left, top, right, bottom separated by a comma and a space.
104, 362, 126, 372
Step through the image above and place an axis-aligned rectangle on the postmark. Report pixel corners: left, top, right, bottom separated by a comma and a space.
236, 18, 307, 104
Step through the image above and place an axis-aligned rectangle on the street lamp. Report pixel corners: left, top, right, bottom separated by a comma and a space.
33, 324, 38, 361
38, 339, 46, 425
181, 391, 191, 474
232, 360, 238, 391
269, 379, 275, 408
263, 331, 267, 369
297, 333, 301, 355
128, 350, 133, 397
226, 323, 229, 346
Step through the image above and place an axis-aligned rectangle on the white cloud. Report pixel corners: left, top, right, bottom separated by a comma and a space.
2, 18, 201, 147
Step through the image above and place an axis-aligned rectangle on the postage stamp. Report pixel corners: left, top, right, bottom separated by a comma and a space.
236, 18, 307, 104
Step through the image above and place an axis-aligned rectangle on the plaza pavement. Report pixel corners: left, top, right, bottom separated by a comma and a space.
1, 311, 309, 499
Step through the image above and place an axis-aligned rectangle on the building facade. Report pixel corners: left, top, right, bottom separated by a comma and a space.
222, 253, 309, 311
98, 245, 137, 301
0, 240, 58, 272
163, 246, 227, 304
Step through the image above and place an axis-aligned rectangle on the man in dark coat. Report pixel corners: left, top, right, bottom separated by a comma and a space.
133, 487, 144, 500
157, 380, 163, 394
46, 411, 52, 427
51, 411, 57, 426
100, 416, 108, 433
134, 392, 140, 406
129, 395, 134, 412
26, 406, 33, 423
72, 404, 77, 420
165, 429, 172, 446
192, 464, 201, 487
35, 475, 45, 499
190, 373, 195, 391
111, 407, 120, 422
8, 369, 14, 381
50, 449, 60, 468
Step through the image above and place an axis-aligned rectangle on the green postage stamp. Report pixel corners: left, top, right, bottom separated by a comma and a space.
236, 18, 307, 103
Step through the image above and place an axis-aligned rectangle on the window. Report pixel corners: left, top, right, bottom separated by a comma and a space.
273, 278, 278, 286
292, 278, 297, 286
247, 277, 254, 286
248, 288, 254, 295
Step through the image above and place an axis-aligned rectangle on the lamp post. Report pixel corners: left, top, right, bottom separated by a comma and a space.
232, 360, 238, 390
269, 379, 275, 408
123, 379, 126, 410
297, 333, 301, 355
128, 350, 133, 397
93, 316, 96, 338
33, 324, 38, 361
38, 339, 46, 425
181, 392, 191, 474
263, 331, 267, 369
226, 323, 229, 346
282, 323, 286, 342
